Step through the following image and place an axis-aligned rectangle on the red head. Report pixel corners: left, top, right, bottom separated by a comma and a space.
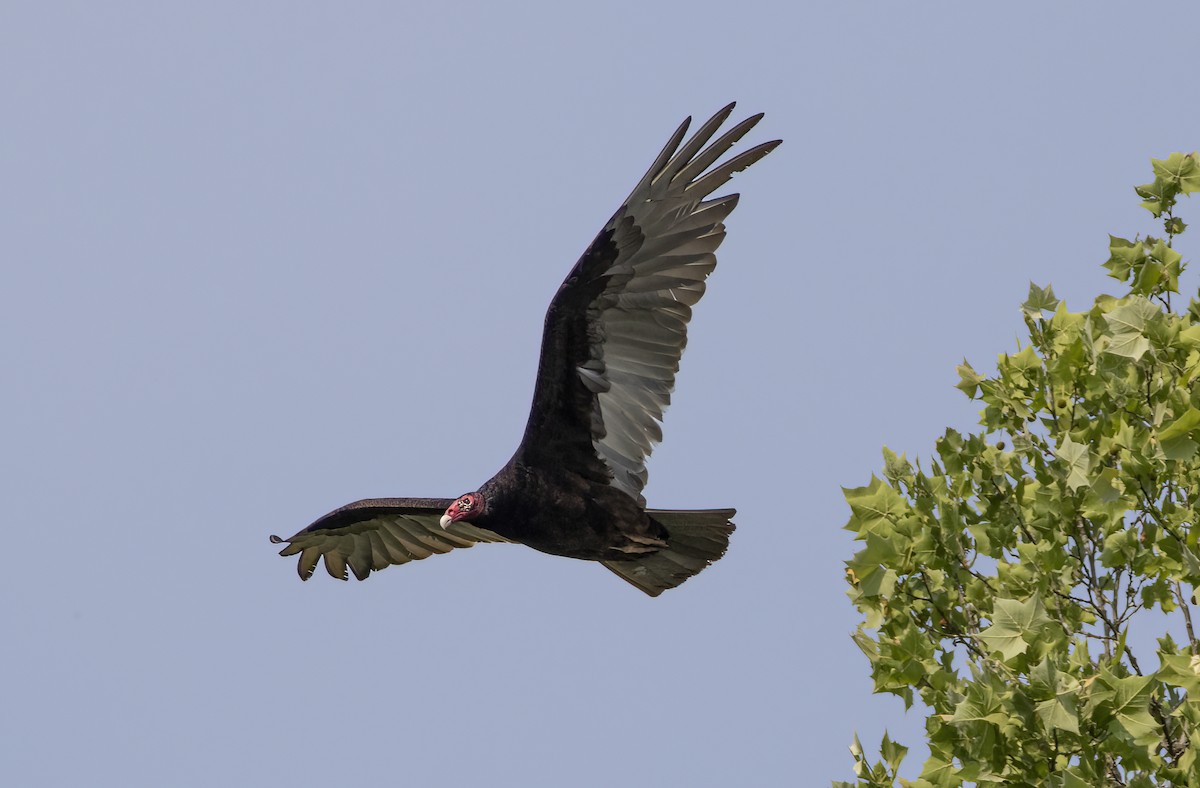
439, 492, 483, 529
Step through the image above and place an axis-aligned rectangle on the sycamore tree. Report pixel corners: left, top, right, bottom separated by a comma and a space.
840, 154, 1200, 788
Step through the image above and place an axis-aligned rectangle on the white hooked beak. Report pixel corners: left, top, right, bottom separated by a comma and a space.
439, 514, 452, 529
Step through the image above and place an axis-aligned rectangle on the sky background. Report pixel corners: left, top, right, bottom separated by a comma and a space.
4, 3, 1200, 785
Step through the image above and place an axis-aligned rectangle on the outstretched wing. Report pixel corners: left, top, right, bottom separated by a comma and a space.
516, 103, 780, 505
270, 497, 509, 581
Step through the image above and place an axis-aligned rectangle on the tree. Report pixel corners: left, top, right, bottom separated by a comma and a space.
839, 153, 1200, 787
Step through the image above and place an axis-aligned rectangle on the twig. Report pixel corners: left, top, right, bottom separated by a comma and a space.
1174, 582, 1197, 653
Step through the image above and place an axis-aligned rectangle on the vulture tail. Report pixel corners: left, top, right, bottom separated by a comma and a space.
601, 508, 735, 597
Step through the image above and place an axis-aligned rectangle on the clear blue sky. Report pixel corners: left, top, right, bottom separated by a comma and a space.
4, 3, 1199, 785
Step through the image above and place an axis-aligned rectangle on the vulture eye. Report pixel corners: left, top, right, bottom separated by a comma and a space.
458, 496, 474, 511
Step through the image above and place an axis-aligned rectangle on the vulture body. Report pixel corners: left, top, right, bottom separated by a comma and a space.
271, 103, 779, 596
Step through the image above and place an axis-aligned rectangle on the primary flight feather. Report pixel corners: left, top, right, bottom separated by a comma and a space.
271, 103, 780, 596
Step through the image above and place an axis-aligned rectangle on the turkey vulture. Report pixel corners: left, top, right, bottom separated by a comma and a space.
271, 103, 779, 596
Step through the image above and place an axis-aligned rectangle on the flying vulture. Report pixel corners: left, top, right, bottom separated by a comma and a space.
271, 103, 779, 596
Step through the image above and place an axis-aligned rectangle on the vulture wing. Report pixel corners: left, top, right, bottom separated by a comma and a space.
270, 498, 509, 581
516, 103, 780, 504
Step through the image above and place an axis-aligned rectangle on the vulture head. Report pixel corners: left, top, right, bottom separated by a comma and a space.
439, 493, 484, 529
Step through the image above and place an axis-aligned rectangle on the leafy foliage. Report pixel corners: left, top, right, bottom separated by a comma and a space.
839, 154, 1200, 788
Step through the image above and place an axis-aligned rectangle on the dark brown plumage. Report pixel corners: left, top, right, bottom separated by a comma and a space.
271, 103, 779, 596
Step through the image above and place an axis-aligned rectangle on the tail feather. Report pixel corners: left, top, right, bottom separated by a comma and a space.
601, 508, 735, 597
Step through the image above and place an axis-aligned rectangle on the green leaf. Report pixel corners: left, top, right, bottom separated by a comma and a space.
1158, 653, 1200, 694
1028, 657, 1058, 693
1060, 769, 1094, 788
955, 360, 982, 398
858, 566, 897, 598
1152, 151, 1200, 194
1104, 235, 1145, 280
1178, 324, 1200, 348
1035, 691, 1080, 735
1149, 237, 1183, 269
1103, 297, 1160, 360
850, 530, 902, 569
1158, 406, 1200, 441
1141, 238, 1185, 294
1055, 435, 1092, 491
1022, 282, 1060, 317
1101, 527, 1139, 567
1082, 466, 1124, 518
1161, 435, 1198, 461
879, 731, 907, 771
1103, 673, 1159, 744
1131, 258, 1164, 295
977, 596, 1050, 661
881, 446, 911, 484
1158, 406, 1200, 460
1135, 176, 1174, 216
949, 683, 1008, 726
844, 476, 908, 531
918, 757, 959, 786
